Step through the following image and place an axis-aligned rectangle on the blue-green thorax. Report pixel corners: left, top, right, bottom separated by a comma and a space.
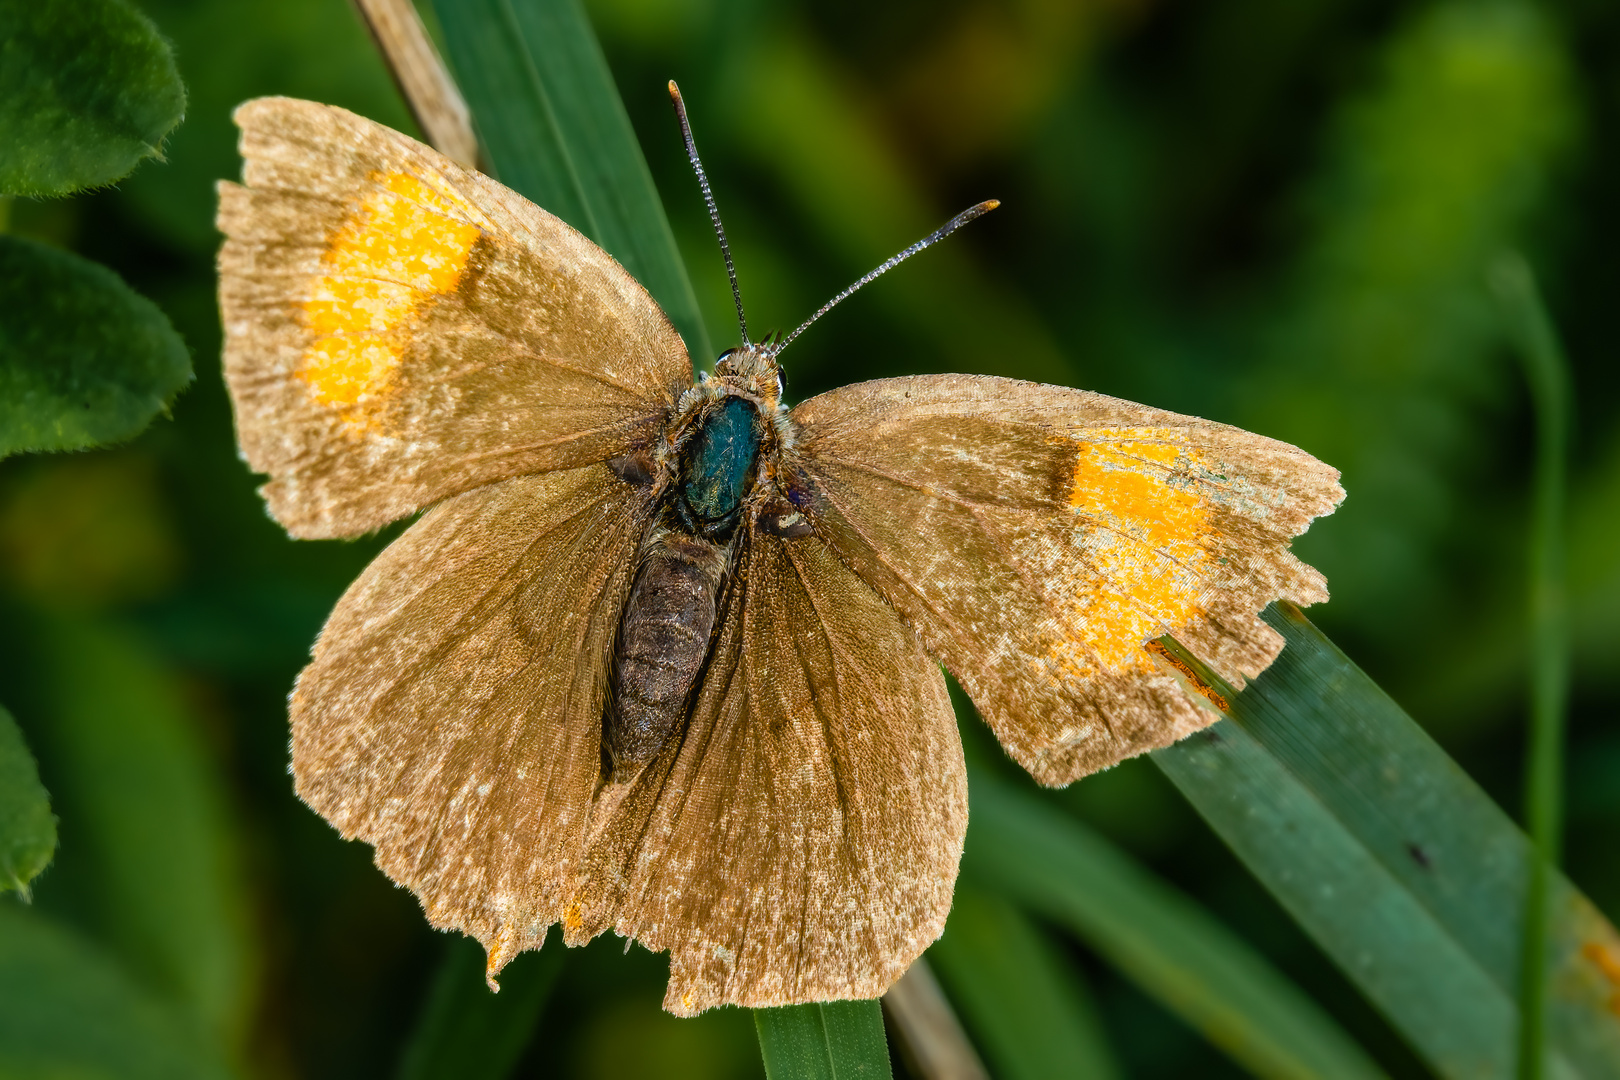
677, 395, 761, 535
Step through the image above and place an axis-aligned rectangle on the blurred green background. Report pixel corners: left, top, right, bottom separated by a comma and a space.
2, 0, 1617, 1076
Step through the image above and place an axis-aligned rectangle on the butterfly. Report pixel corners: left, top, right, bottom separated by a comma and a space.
216, 89, 1342, 1016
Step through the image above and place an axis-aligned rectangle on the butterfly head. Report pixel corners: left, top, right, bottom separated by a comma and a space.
713, 343, 785, 409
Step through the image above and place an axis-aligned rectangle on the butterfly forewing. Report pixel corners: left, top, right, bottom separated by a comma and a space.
566, 531, 966, 1015
789, 373, 1344, 785
218, 98, 691, 538
291, 463, 654, 962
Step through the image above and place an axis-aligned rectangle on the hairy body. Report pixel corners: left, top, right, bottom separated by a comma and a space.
605, 363, 777, 777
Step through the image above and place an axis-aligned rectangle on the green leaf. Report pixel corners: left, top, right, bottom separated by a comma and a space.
0, 702, 56, 897
928, 883, 1121, 1080
965, 769, 1386, 1080
754, 1000, 892, 1080
0, 235, 192, 456
5, 613, 253, 1050
0, 904, 230, 1079
429, 0, 713, 364
397, 936, 564, 1080
1151, 603, 1620, 1079
0, 0, 186, 196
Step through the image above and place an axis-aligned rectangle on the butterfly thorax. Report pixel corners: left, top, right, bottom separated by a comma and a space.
604, 349, 800, 779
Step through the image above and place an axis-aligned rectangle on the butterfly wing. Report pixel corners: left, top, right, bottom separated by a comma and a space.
217, 97, 691, 538
291, 463, 653, 965
566, 531, 966, 1015
787, 373, 1343, 786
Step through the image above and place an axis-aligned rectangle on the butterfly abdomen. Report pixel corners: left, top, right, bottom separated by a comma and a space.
608, 530, 729, 774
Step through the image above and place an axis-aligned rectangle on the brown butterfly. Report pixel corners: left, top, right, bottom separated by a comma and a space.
216, 89, 1342, 1016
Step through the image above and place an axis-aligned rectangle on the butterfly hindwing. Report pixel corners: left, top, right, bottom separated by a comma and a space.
789, 373, 1344, 785
291, 463, 654, 962
566, 530, 966, 1015
218, 97, 691, 538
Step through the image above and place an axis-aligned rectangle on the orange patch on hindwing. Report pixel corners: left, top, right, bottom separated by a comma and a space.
1059, 429, 1215, 673
298, 172, 484, 428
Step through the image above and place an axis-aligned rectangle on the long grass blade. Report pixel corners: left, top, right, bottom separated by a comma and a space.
927, 883, 1121, 1080
966, 770, 1387, 1080
396, 936, 564, 1080
1490, 251, 1575, 1080
428, 0, 712, 363
1152, 604, 1620, 1078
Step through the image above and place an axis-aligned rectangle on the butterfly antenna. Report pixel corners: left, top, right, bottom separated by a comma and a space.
768, 200, 999, 357
669, 81, 750, 346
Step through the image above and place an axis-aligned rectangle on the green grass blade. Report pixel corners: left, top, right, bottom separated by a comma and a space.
928, 882, 1121, 1080
0, 905, 230, 1080
966, 770, 1386, 1080
428, 0, 712, 364
0, 235, 193, 456
1490, 252, 1575, 1080
397, 936, 564, 1080
754, 1000, 892, 1080
1152, 604, 1620, 1079
0, 702, 56, 898
0, 0, 187, 196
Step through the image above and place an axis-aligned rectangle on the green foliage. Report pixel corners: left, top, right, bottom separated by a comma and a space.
1250, 0, 1578, 635
967, 769, 1386, 1080
1154, 604, 1620, 1078
928, 884, 1121, 1080
0, 235, 191, 457
3, 0, 1619, 1076
398, 937, 565, 1080
0, 703, 55, 897
0, 905, 229, 1079
1489, 255, 1575, 1080
0, 0, 186, 196
5, 614, 254, 1053
754, 1001, 890, 1080
430, 0, 712, 363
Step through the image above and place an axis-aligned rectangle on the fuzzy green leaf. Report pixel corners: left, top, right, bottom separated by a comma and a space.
966, 770, 1386, 1080
0, 0, 186, 196
1152, 603, 1620, 1078
0, 235, 192, 456
428, 0, 712, 365
0, 702, 56, 897
754, 1000, 892, 1080
0, 905, 229, 1079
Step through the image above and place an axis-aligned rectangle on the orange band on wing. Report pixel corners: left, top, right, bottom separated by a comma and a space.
298, 172, 483, 427
1059, 429, 1214, 673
